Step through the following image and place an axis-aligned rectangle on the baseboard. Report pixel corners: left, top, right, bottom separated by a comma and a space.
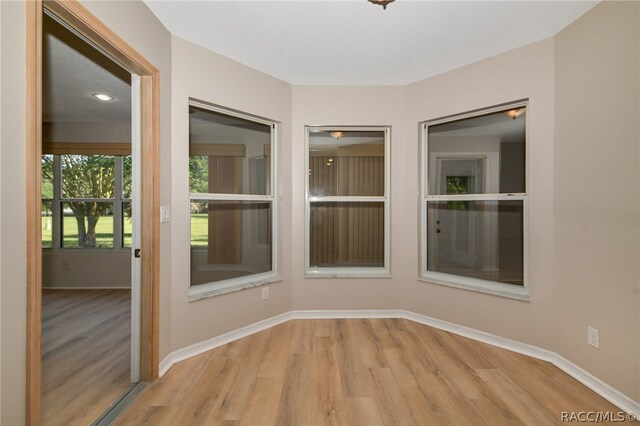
292, 309, 405, 319
159, 312, 292, 377
401, 310, 556, 362
552, 354, 640, 417
158, 309, 639, 416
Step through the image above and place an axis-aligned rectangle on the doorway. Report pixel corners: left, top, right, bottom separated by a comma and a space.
26, 1, 160, 424
429, 156, 487, 273
40, 10, 140, 423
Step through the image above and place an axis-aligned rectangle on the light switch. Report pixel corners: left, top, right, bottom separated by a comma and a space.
160, 205, 171, 223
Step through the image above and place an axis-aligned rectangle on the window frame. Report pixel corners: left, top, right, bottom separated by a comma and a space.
419, 101, 529, 300
304, 125, 391, 277
188, 99, 280, 300
42, 153, 131, 252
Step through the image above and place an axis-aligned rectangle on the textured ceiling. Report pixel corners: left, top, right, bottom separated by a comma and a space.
43, 13, 131, 124
144, 0, 598, 85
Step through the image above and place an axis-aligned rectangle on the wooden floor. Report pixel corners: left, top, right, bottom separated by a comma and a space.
42, 289, 132, 426
116, 318, 620, 425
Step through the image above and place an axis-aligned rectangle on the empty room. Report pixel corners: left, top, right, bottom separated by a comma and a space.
1, 0, 639, 425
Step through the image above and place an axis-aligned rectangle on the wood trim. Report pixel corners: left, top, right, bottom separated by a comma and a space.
26, 2, 43, 424
189, 143, 246, 157
42, 142, 131, 155
27, 0, 161, 422
139, 74, 160, 380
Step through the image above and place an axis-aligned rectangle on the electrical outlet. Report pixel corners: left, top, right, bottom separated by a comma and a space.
587, 327, 599, 348
62, 260, 71, 271
262, 287, 270, 301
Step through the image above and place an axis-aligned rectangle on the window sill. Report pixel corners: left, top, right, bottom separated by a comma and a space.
418, 272, 529, 301
188, 274, 282, 302
305, 267, 391, 279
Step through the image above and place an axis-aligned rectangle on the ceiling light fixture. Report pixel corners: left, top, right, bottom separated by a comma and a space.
92, 93, 113, 101
505, 108, 525, 119
329, 131, 345, 140
368, 0, 395, 10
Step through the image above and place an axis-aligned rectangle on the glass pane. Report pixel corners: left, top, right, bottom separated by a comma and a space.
61, 155, 115, 199
427, 107, 526, 195
61, 202, 114, 248
309, 130, 385, 197
42, 200, 53, 248
42, 155, 54, 199
123, 155, 132, 199
426, 200, 524, 285
310, 202, 384, 268
189, 106, 271, 195
122, 201, 132, 248
190, 200, 272, 286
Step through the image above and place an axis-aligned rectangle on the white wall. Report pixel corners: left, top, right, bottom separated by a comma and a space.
0, 2, 27, 423
43, 251, 131, 288
44, 121, 131, 143
554, 1, 640, 401
169, 36, 293, 352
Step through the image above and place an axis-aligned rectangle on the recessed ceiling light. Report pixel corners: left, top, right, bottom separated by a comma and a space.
92, 93, 113, 101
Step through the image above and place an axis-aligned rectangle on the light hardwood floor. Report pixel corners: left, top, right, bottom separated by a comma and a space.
116, 318, 621, 425
42, 289, 132, 425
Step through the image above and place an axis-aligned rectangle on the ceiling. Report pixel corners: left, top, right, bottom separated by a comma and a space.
144, 0, 598, 86
42, 1, 597, 129
43, 13, 131, 125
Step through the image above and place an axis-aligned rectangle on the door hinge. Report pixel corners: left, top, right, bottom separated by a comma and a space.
134, 248, 141, 258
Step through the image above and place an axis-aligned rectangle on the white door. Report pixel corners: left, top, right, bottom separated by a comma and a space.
130, 75, 142, 382
434, 158, 484, 268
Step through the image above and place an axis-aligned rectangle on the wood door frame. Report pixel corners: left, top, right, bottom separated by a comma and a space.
26, 1, 160, 424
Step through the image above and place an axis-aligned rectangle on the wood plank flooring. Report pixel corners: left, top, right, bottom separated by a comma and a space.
42, 289, 132, 426
116, 318, 621, 425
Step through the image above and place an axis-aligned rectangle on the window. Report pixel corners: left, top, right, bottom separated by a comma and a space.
420, 101, 528, 298
41, 151, 131, 250
189, 100, 278, 298
305, 127, 390, 276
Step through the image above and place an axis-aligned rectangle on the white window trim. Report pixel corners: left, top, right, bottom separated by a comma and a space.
43, 154, 131, 252
187, 100, 280, 300
419, 101, 529, 300
304, 125, 391, 277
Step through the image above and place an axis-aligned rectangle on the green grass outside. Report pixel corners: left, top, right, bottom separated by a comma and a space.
42, 213, 210, 248
190, 213, 208, 246
41, 215, 132, 248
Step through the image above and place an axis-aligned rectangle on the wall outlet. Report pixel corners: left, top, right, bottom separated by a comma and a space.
262, 287, 270, 301
587, 326, 599, 348
62, 260, 71, 271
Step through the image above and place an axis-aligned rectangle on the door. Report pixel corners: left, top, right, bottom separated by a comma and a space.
130, 76, 142, 382
433, 158, 484, 268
